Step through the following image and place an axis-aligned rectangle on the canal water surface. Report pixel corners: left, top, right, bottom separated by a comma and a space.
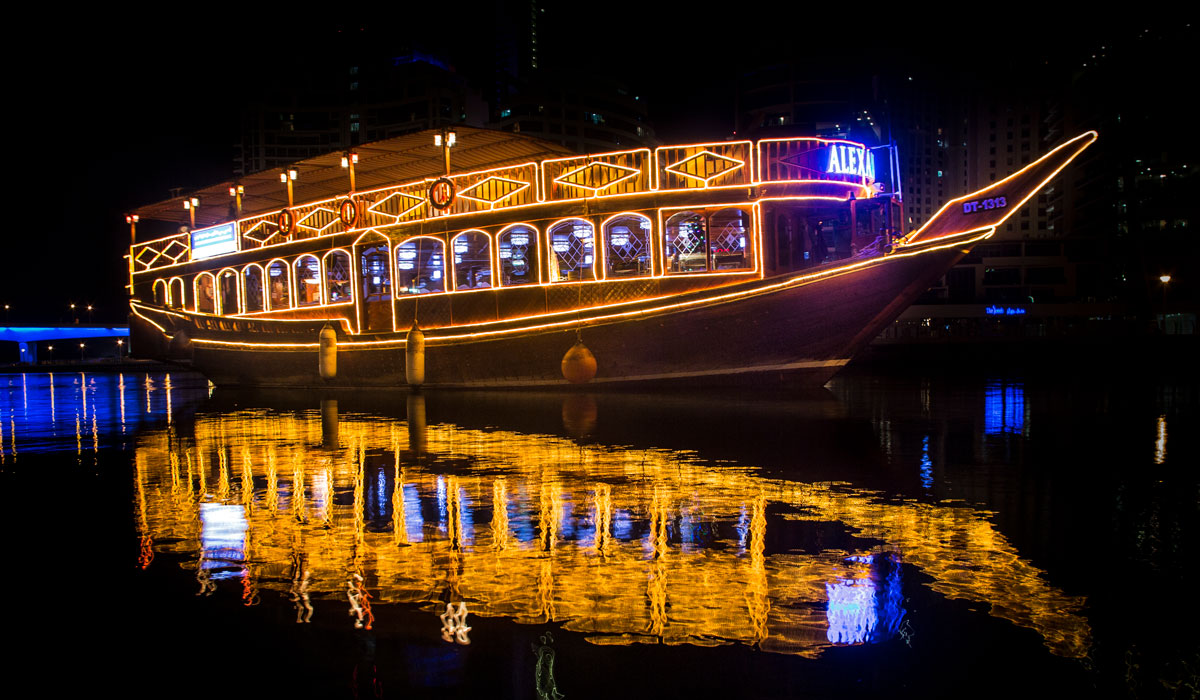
1, 368, 1195, 697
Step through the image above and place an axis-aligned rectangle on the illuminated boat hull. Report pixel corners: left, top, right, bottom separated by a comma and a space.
130, 230, 975, 389
128, 131, 1096, 390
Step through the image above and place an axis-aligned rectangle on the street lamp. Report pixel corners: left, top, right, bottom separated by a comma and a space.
229, 184, 244, 219
281, 168, 298, 207
183, 197, 199, 229
434, 128, 456, 175
47, 345, 54, 363
341, 151, 359, 192
70, 303, 77, 323
117, 338, 125, 361
125, 214, 139, 245
79, 342, 86, 362
87, 305, 94, 323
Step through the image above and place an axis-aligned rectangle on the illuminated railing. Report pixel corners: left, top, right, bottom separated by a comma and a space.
757, 137, 875, 188
131, 137, 875, 273
655, 141, 754, 190
541, 148, 653, 201
131, 232, 191, 273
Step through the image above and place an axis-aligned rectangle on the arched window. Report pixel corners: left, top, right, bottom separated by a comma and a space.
664, 211, 708, 273
497, 224, 539, 287
169, 278, 186, 309
194, 273, 216, 313
294, 255, 322, 306
395, 237, 446, 295
709, 208, 752, 270
243, 265, 265, 313
152, 280, 168, 306
217, 269, 240, 315
324, 250, 352, 303
267, 260, 291, 310
603, 214, 652, 278
547, 219, 595, 282
359, 239, 391, 302
452, 231, 492, 290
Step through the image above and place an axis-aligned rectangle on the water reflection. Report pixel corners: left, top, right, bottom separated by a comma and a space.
128, 394, 1091, 659
0, 372, 209, 460
985, 380, 1026, 436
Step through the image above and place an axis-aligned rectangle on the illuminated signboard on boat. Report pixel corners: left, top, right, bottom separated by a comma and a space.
963, 196, 1007, 214
985, 305, 1026, 316
826, 144, 875, 181
191, 222, 238, 259
773, 139, 876, 186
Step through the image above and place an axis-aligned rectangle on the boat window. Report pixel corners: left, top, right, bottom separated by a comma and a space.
267, 261, 291, 310
548, 219, 595, 282
452, 232, 492, 290
664, 211, 708, 273
498, 225, 539, 287
243, 266, 265, 313
604, 214, 652, 278
169, 279, 185, 309
294, 255, 322, 306
218, 270, 241, 315
194, 273, 216, 313
395, 238, 446, 295
153, 280, 167, 306
324, 250, 352, 303
360, 244, 391, 302
709, 208, 752, 270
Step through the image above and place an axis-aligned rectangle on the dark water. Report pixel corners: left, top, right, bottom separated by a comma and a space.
2, 368, 1196, 698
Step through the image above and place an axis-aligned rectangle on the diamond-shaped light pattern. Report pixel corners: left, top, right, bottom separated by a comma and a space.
369, 191, 425, 221
135, 247, 161, 269
244, 221, 279, 244
778, 150, 821, 177
460, 176, 529, 205
297, 206, 338, 233
162, 240, 190, 261
665, 151, 744, 186
555, 162, 639, 194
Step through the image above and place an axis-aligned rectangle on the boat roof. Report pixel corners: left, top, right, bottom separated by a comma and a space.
133, 126, 575, 228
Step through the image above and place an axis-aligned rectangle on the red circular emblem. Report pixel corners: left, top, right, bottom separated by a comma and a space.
277, 209, 294, 235
338, 198, 358, 226
428, 178, 456, 210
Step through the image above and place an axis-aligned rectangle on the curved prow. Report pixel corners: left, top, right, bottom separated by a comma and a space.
905, 131, 1098, 244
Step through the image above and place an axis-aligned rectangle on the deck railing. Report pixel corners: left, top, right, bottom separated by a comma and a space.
132, 137, 874, 273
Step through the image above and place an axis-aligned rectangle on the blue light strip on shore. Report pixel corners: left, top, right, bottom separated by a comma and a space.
1, 327, 130, 342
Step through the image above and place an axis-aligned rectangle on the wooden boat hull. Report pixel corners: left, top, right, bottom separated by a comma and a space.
130, 231, 978, 390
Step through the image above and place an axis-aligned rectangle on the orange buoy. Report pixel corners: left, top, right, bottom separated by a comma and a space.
561, 340, 597, 384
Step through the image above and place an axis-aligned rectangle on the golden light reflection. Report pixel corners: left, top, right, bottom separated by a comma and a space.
1155, 415, 1167, 465
133, 408, 1092, 659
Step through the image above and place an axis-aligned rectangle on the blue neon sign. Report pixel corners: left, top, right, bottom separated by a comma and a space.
826, 144, 875, 180
985, 305, 1026, 316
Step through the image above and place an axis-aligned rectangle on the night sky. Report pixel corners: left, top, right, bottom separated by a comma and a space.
8, 6, 1163, 325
